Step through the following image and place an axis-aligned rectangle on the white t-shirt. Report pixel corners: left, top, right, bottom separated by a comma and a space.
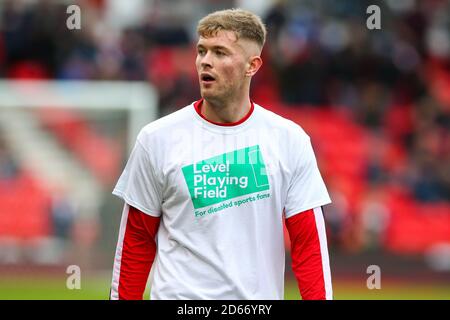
113, 100, 332, 299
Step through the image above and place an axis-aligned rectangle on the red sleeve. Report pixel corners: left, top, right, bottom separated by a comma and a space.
285, 207, 333, 300
110, 205, 160, 300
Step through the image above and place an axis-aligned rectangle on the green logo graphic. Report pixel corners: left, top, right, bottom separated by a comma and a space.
182, 145, 270, 209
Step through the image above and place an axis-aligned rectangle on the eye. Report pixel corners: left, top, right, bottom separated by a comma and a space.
215, 50, 225, 56
197, 48, 206, 56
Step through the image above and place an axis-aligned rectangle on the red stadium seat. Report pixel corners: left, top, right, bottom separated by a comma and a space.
0, 172, 51, 241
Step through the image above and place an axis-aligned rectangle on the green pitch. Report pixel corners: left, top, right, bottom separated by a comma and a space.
0, 275, 449, 300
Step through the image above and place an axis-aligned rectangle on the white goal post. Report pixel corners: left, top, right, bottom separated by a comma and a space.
0, 80, 158, 152
0, 80, 157, 228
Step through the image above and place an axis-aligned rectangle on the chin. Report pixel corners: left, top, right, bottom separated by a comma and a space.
204, 94, 222, 101
200, 91, 216, 100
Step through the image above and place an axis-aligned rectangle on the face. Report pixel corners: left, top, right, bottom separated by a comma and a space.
196, 30, 260, 104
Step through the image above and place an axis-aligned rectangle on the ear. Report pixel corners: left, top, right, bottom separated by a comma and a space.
245, 56, 263, 77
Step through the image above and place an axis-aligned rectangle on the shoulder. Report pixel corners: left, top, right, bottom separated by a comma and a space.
137, 102, 194, 146
254, 103, 310, 143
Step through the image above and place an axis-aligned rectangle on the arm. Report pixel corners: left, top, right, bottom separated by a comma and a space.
110, 203, 160, 300
285, 207, 333, 300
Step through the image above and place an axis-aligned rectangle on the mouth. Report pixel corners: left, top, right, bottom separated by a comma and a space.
200, 73, 216, 84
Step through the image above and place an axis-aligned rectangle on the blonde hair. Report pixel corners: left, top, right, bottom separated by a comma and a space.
197, 8, 267, 50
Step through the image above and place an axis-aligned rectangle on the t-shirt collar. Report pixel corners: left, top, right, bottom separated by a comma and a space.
193, 98, 255, 127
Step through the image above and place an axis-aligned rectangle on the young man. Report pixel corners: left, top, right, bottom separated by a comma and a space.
110, 8, 332, 300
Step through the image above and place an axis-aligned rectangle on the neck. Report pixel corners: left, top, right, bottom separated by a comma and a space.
202, 94, 251, 124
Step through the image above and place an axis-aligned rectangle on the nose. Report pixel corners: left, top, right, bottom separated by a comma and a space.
200, 51, 213, 69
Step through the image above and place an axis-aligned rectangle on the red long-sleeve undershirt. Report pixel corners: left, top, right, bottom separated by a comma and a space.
285, 207, 332, 300
111, 205, 331, 300
110, 205, 160, 300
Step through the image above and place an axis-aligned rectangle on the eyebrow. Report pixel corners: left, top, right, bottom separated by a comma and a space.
197, 44, 230, 52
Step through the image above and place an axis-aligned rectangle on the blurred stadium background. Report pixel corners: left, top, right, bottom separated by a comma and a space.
0, 0, 449, 299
